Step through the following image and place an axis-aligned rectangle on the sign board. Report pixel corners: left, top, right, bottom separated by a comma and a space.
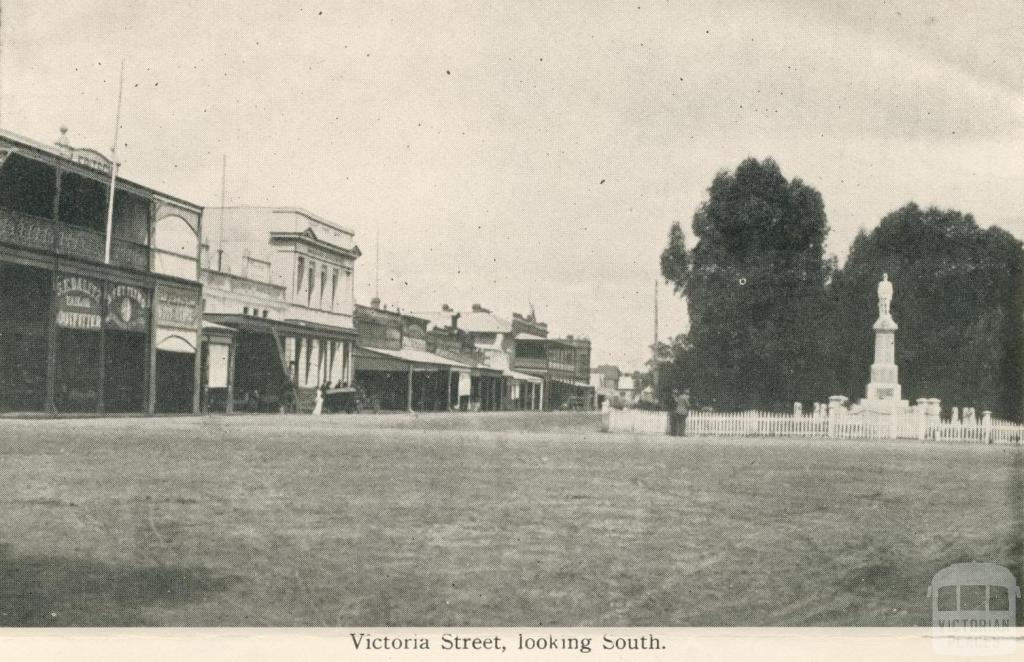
55, 275, 103, 330
105, 284, 150, 332
156, 285, 200, 331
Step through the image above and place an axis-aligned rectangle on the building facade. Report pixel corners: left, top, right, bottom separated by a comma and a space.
0, 128, 203, 415
200, 206, 359, 412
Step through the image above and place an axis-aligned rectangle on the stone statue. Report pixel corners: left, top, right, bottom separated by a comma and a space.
878, 273, 893, 318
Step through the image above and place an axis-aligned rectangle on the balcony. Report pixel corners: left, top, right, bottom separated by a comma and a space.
0, 207, 149, 271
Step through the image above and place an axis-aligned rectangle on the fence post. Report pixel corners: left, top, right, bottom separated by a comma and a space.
828, 396, 844, 438
982, 410, 992, 444
915, 398, 927, 440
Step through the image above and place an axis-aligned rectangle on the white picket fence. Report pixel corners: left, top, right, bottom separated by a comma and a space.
603, 408, 1024, 445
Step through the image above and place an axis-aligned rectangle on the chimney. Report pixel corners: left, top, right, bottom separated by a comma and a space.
451, 312, 460, 330
370, 297, 381, 309
441, 303, 452, 312
471, 303, 483, 312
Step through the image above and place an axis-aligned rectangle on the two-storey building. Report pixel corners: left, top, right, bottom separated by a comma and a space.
200, 206, 359, 412
353, 299, 476, 411
0, 128, 203, 415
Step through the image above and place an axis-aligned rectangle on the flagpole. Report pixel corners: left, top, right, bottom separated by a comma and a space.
103, 59, 126, 265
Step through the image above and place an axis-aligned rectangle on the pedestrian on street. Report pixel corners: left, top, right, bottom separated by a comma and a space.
674, 388, 691, 437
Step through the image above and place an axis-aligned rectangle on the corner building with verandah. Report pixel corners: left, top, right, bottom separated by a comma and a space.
0, 128, 204, 415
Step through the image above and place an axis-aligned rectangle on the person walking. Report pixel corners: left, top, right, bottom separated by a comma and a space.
674, 388, 691, 436
312, 382, 325, 416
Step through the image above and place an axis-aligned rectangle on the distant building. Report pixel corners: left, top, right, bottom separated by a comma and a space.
200, 206, 360, 412
590, 364, 623, 408
413, 303, 544, 410
417, 304, 593, 411
0, 127, 203, 415
353, 299, 478, 411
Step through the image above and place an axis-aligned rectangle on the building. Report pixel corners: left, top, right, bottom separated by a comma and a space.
513, 332, 593, 410
353, 299, 478, 411
413, 304, 544, 411
199, 206, 360, 412
590, 364, 622, 408
0, 127, 204, 415
414, 304, 592, 411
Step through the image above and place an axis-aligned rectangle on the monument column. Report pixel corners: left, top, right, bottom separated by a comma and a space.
863, 273, 907, 409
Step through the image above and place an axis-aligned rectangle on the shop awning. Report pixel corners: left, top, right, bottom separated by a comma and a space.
355, 346, 473, 372
504, 369, 543, 383
552, 378, 594, 389
204, 313, 357, 341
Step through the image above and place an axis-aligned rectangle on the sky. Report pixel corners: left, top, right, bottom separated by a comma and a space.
4, 1, 1021, 371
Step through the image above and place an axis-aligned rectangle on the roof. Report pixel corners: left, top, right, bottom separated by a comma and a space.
504, 369, 544, 383
0, 127, 203, 212
410, 310, 513, 334
201, 320, 236, 333
931, 562, 1018, 587
208, 206, 355, 237
356, 346, 472, 369
456, 311, 512, 334
515, 333, 573, 347
269, 228, 361, 259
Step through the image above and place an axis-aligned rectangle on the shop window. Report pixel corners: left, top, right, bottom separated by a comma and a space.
0, 154, 57, 219
59, 171, 108, 233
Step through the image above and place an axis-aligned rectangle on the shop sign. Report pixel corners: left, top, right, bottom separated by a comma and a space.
105, 284, 150, 332
156, 285, 200, 330
55, 275, 103, 330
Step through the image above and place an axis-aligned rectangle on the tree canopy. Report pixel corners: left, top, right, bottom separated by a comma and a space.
830, 203, 1024, 418
660, 157, 835, 410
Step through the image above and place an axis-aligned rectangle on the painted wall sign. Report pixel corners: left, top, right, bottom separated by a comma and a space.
55, 275, 103, 330
105, 284, 150, 332
156, 285, 200, 330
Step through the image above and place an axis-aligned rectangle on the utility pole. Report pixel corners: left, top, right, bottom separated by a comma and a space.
653, 279, 659, 397
103, 59, 126, 265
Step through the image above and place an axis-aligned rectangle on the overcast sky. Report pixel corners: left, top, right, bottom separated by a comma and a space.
5, 1, 1021, 370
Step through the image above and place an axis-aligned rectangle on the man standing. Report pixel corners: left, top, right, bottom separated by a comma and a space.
674, 388, 691, 436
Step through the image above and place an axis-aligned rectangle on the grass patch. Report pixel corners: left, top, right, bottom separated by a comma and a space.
0, 412, 1020, 625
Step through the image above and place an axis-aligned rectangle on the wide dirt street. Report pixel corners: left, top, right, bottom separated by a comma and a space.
0, 412, 1020, 626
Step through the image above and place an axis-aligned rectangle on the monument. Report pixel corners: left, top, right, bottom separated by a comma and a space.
861, 273, 909, 412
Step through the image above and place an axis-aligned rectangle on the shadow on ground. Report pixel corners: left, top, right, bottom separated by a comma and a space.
0, 543, 238, 626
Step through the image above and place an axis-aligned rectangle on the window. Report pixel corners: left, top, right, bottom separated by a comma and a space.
960, 585, 987, 611
990, 585, 1010, 611
320, 268, 327, 308
307, 264, 315, 304
937, 585, 957, 612
112, 188, 151, 244
0, 154, 57, 219
331, 269, 339, 310
58, 171, 108, 233
296, 256, 305, 293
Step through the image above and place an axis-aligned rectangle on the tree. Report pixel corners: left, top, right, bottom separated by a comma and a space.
831, 203, 1024, 420
660, 157, 836, 410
